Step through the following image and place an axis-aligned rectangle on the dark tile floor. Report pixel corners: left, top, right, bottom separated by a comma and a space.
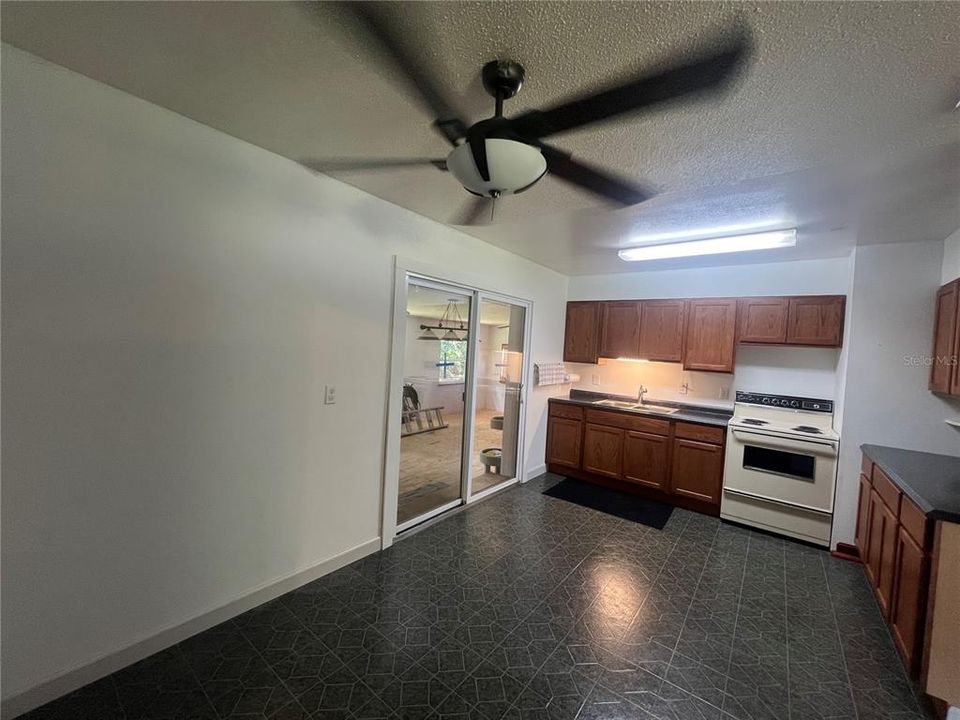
22, 474, 935, 720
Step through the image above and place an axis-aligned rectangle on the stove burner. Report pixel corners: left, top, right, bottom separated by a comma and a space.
792, 426, 823, 434
741, 419, 769, 426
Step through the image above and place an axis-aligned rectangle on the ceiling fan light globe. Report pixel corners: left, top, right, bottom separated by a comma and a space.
446, 139, 547, 197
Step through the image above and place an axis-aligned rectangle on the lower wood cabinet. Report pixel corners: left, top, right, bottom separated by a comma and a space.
857, 450, 934, 681
545, 401, 725, 513
670, 438, 724, 504
546, 417, 582, 470
623, 430, 669, 490
865, 488, 899, 617
582, 423, 623, 479
890, 526, 927, 674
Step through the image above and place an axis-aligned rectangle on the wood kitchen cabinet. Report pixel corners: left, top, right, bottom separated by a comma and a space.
785, 295, 845, 347
599, 301, 642, 359
891, 524, 927, 674
929, 279, 959, 395
865, 488, 899, 617
670, 437, 724, 504
564, 302, 600, 363
623, 430, 670, 490
683, 298, 738, 372
582, 424, 623, 480
546, 399, 725, 514
546, 417, 583, 470
639, 300, 685, 362
738, 297, 788, 343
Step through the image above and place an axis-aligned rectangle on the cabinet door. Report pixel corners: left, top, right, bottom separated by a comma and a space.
890, 526, 927, 676
865, 489, 898, 617
623, 431, 669, 490
930, 281, 958, 394
670, 438, 723, 504
738, 297, 788, 343
785, 296, 845, 347
564, 302, 600, 364
639, 300, 685, 362
599, 301, 642, 359
546, 417, 582, 470
854, 473, 873, 560
683, 299, 738, 372
582, 424, 624, 480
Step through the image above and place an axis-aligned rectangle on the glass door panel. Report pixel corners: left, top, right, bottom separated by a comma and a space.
469, 298, 526, 496
397, 281, 472, 527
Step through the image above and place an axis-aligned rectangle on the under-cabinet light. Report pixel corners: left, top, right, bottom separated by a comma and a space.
618, 229, 796, 262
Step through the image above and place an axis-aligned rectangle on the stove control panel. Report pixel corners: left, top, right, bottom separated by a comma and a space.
735, 392, 833, 413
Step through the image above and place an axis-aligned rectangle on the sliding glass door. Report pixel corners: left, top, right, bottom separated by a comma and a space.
397, 280, 472, 528
468, 297, 526, 498
395, 277, 530, 532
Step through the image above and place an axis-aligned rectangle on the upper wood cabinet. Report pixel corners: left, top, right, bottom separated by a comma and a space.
599, 301, 642, 359
683, 298, 738, 372
785, 296, 845, 347
639, 300, 685, 362
561, 294, 846, 367
738, 297, 788, 344
563, 302, 600, 363
930, 280, 958, 394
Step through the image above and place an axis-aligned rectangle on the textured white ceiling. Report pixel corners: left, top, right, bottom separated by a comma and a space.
3, 1, 958, 274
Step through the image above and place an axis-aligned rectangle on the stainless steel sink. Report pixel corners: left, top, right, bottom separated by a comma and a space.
593, 399, 678, 414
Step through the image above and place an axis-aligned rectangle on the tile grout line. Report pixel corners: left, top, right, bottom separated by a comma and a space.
659, 519, 723, 702
170, 642, 228, 720
818, 553, 861, 720
783, 540, 791, 720
719, 532, 751, 717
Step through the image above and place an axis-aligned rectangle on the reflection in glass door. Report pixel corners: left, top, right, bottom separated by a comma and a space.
397, 281, 472, 528
469, 298, 526, 497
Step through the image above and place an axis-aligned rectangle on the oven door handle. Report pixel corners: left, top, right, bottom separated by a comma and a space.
722, 487, 833, 516
730, 428, 837, 456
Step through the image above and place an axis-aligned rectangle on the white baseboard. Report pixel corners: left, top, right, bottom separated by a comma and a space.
525, 463, 547, 480
1, 537, 381, 720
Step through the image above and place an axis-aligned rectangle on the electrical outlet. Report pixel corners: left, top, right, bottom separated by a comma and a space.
591, 374, 600, 386
679, 382, 690, 395
325, 385, 337, 405
719, 386, 730, 400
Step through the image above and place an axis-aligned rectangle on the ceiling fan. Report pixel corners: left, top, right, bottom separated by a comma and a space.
302, 5, 751, 226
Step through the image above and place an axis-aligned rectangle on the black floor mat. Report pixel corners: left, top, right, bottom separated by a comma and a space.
544, 478, 674, 529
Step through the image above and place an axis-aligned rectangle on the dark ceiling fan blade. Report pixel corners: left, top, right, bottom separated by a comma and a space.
299, 158, 447, 172
541, 146, 652, 205
450, 196, 491, 226
506, 34, 750, 140
348, 3, 469, 145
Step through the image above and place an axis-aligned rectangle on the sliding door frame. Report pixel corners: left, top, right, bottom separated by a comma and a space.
381, 257, 535, 549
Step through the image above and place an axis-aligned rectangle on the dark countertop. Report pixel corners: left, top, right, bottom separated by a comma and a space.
550, 390, 733, 428
862, 444, 960, 523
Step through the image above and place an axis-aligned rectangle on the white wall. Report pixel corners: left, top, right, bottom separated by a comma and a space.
565, 256, 852, 407
0, 46, 568, 703
833, 240, 960, 546
942, 227, 960, 285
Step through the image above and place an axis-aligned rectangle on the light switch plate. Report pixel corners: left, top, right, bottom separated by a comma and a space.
324, 385, 336, 405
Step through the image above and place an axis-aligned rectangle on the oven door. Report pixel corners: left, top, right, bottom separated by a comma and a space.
723, 428, 837, 513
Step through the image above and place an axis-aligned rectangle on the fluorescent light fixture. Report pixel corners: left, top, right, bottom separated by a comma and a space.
624, 220, 786, 246
618, 229, 796, 262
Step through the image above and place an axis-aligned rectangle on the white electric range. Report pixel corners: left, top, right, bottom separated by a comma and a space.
721, 391, 839, 547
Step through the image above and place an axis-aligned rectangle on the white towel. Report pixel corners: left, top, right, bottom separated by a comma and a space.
535, 362, 569, 387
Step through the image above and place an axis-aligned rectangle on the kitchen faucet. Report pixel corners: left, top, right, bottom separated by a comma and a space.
637, 385, 648, 405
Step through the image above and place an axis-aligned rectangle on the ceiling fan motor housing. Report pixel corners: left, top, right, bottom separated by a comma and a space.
446, 139, 547, 197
